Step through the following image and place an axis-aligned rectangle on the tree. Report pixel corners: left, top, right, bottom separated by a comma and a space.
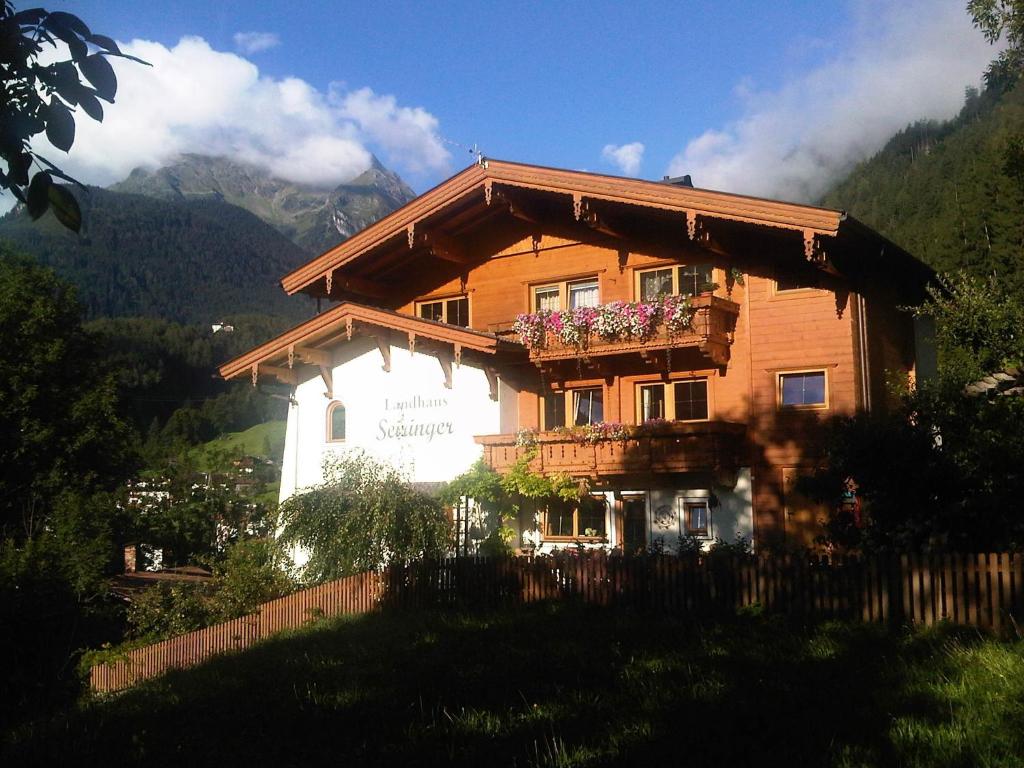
0, 249, 135, 540
969, 0, 1024, 86
807, 272, 1024, 552
914, 272, 1024, 387
0, 1, 147, 230
278, 451, 452, 583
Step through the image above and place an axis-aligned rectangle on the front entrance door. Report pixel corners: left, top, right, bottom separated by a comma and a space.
622, 495, 647, 554
782, 467, 826, 548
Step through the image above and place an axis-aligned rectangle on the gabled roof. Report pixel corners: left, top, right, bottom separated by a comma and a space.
218, 300, 524, 384
280, 158, 864, 297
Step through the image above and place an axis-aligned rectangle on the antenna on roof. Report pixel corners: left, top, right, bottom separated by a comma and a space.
442, 136, 486, 167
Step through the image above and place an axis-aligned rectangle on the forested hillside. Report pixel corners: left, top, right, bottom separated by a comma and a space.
821, 82, 1024, 295
0, 187, 314, 323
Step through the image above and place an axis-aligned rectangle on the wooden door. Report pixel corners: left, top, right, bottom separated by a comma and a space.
782, 467, 826, 548
622, 496, 648, 554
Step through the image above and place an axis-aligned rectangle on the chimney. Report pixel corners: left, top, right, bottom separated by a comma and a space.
661, 174, 693, 188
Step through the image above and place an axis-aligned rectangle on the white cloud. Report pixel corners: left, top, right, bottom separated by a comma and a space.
232, 31, 280, 55
601, 142, 645, 176
31, 35, 450, 188
334, 87, 450, 175
667, 1, 999, 202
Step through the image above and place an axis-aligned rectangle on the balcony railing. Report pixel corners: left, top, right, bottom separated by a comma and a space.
475, 421, 746, 477
524, 294, 739, 365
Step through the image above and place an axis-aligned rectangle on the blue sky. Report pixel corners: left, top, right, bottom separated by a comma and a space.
47, 1, 996, 201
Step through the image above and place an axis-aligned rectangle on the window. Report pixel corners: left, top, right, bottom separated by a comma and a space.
326, 401, 346, 442
639, 384, 666, 420
684, 501, 710, 537
774, 267, 820, 293
571, 388, 603, 425
674, 380, 709, 421
636, 264, 713, 301
541, 387, 604, 429
779, 371, 827, 408
417, 296, 470, 327
542, 391, 566, 430
543, 496, 608, 540
531, 277, 600, 312
637, 379, 708, 422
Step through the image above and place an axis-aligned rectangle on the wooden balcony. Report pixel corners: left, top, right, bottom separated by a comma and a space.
475, 421, 746, 478
528, 294, 740, 366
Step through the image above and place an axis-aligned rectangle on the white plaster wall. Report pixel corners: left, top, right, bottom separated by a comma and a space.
712, 467, 754, 546
644, 468, 754, 553
279, 343, 500, 503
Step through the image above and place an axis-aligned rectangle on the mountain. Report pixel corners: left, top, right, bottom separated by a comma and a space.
0, 154, 416, 323
0, 186, 313, 323
820, 82, 1024, 296
111, 154, 416, 255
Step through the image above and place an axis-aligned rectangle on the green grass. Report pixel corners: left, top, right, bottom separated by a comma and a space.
190, 420, 286, 471
5, 606, 1024, 767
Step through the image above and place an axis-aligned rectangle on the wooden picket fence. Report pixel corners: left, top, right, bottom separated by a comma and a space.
91, 551, 1024, 693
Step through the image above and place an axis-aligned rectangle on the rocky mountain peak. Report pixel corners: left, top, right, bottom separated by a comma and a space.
111, 153, 416, 255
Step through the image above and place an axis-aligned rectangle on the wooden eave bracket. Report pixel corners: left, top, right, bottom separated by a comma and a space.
375, 337, 392, 372
296, 346, 332, 368
252, 363, 298, 387
484, 367, 499, 401
685, 210, 698, 240
319, 365, 334, 399
335, 275, 390, 300
420, 230, 471, 264
438, 351, 453, 390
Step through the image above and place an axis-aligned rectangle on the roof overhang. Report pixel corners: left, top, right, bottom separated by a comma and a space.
280, 159, 864, 297
218, 301, 527, 394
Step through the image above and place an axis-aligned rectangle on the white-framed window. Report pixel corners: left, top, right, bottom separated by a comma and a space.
778, 370, 828, 409
636, 264, 714, 301
326, 400, 346, 442
531, 277, 600, 312
416, 295, 470, 327
636, 379, 709, 422
541, 387, 605, 429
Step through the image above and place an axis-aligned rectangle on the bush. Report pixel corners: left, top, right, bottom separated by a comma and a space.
278, 451, 452, 583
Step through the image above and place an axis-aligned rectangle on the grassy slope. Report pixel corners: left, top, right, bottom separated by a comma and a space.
191, 420, 287, 470
6, 606, 1024, 767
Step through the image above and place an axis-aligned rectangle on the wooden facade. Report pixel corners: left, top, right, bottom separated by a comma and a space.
222, 159, 930, 548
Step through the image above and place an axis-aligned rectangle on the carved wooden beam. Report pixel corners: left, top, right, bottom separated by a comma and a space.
494, 189, 543, 225
484, 367, 499, 401
581, 207, 627, 240
408, 331, 417, 356
375, 337, 391, 372
295, 346, 331, 368
437, 352, 453, 390
333, 274, 390, 300
257, 364, 298, 386
319, 365, 334, 399
420, 230, 472, 264
685, 210, 698, 241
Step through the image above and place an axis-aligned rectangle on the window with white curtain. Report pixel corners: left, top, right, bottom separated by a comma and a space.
531, 276, 600, 312
568, 279, 599, 308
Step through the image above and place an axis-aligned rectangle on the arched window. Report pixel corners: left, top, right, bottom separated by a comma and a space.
326, 401, 346, 442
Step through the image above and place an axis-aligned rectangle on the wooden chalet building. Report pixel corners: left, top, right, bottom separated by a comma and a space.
220, 159, 932, 552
